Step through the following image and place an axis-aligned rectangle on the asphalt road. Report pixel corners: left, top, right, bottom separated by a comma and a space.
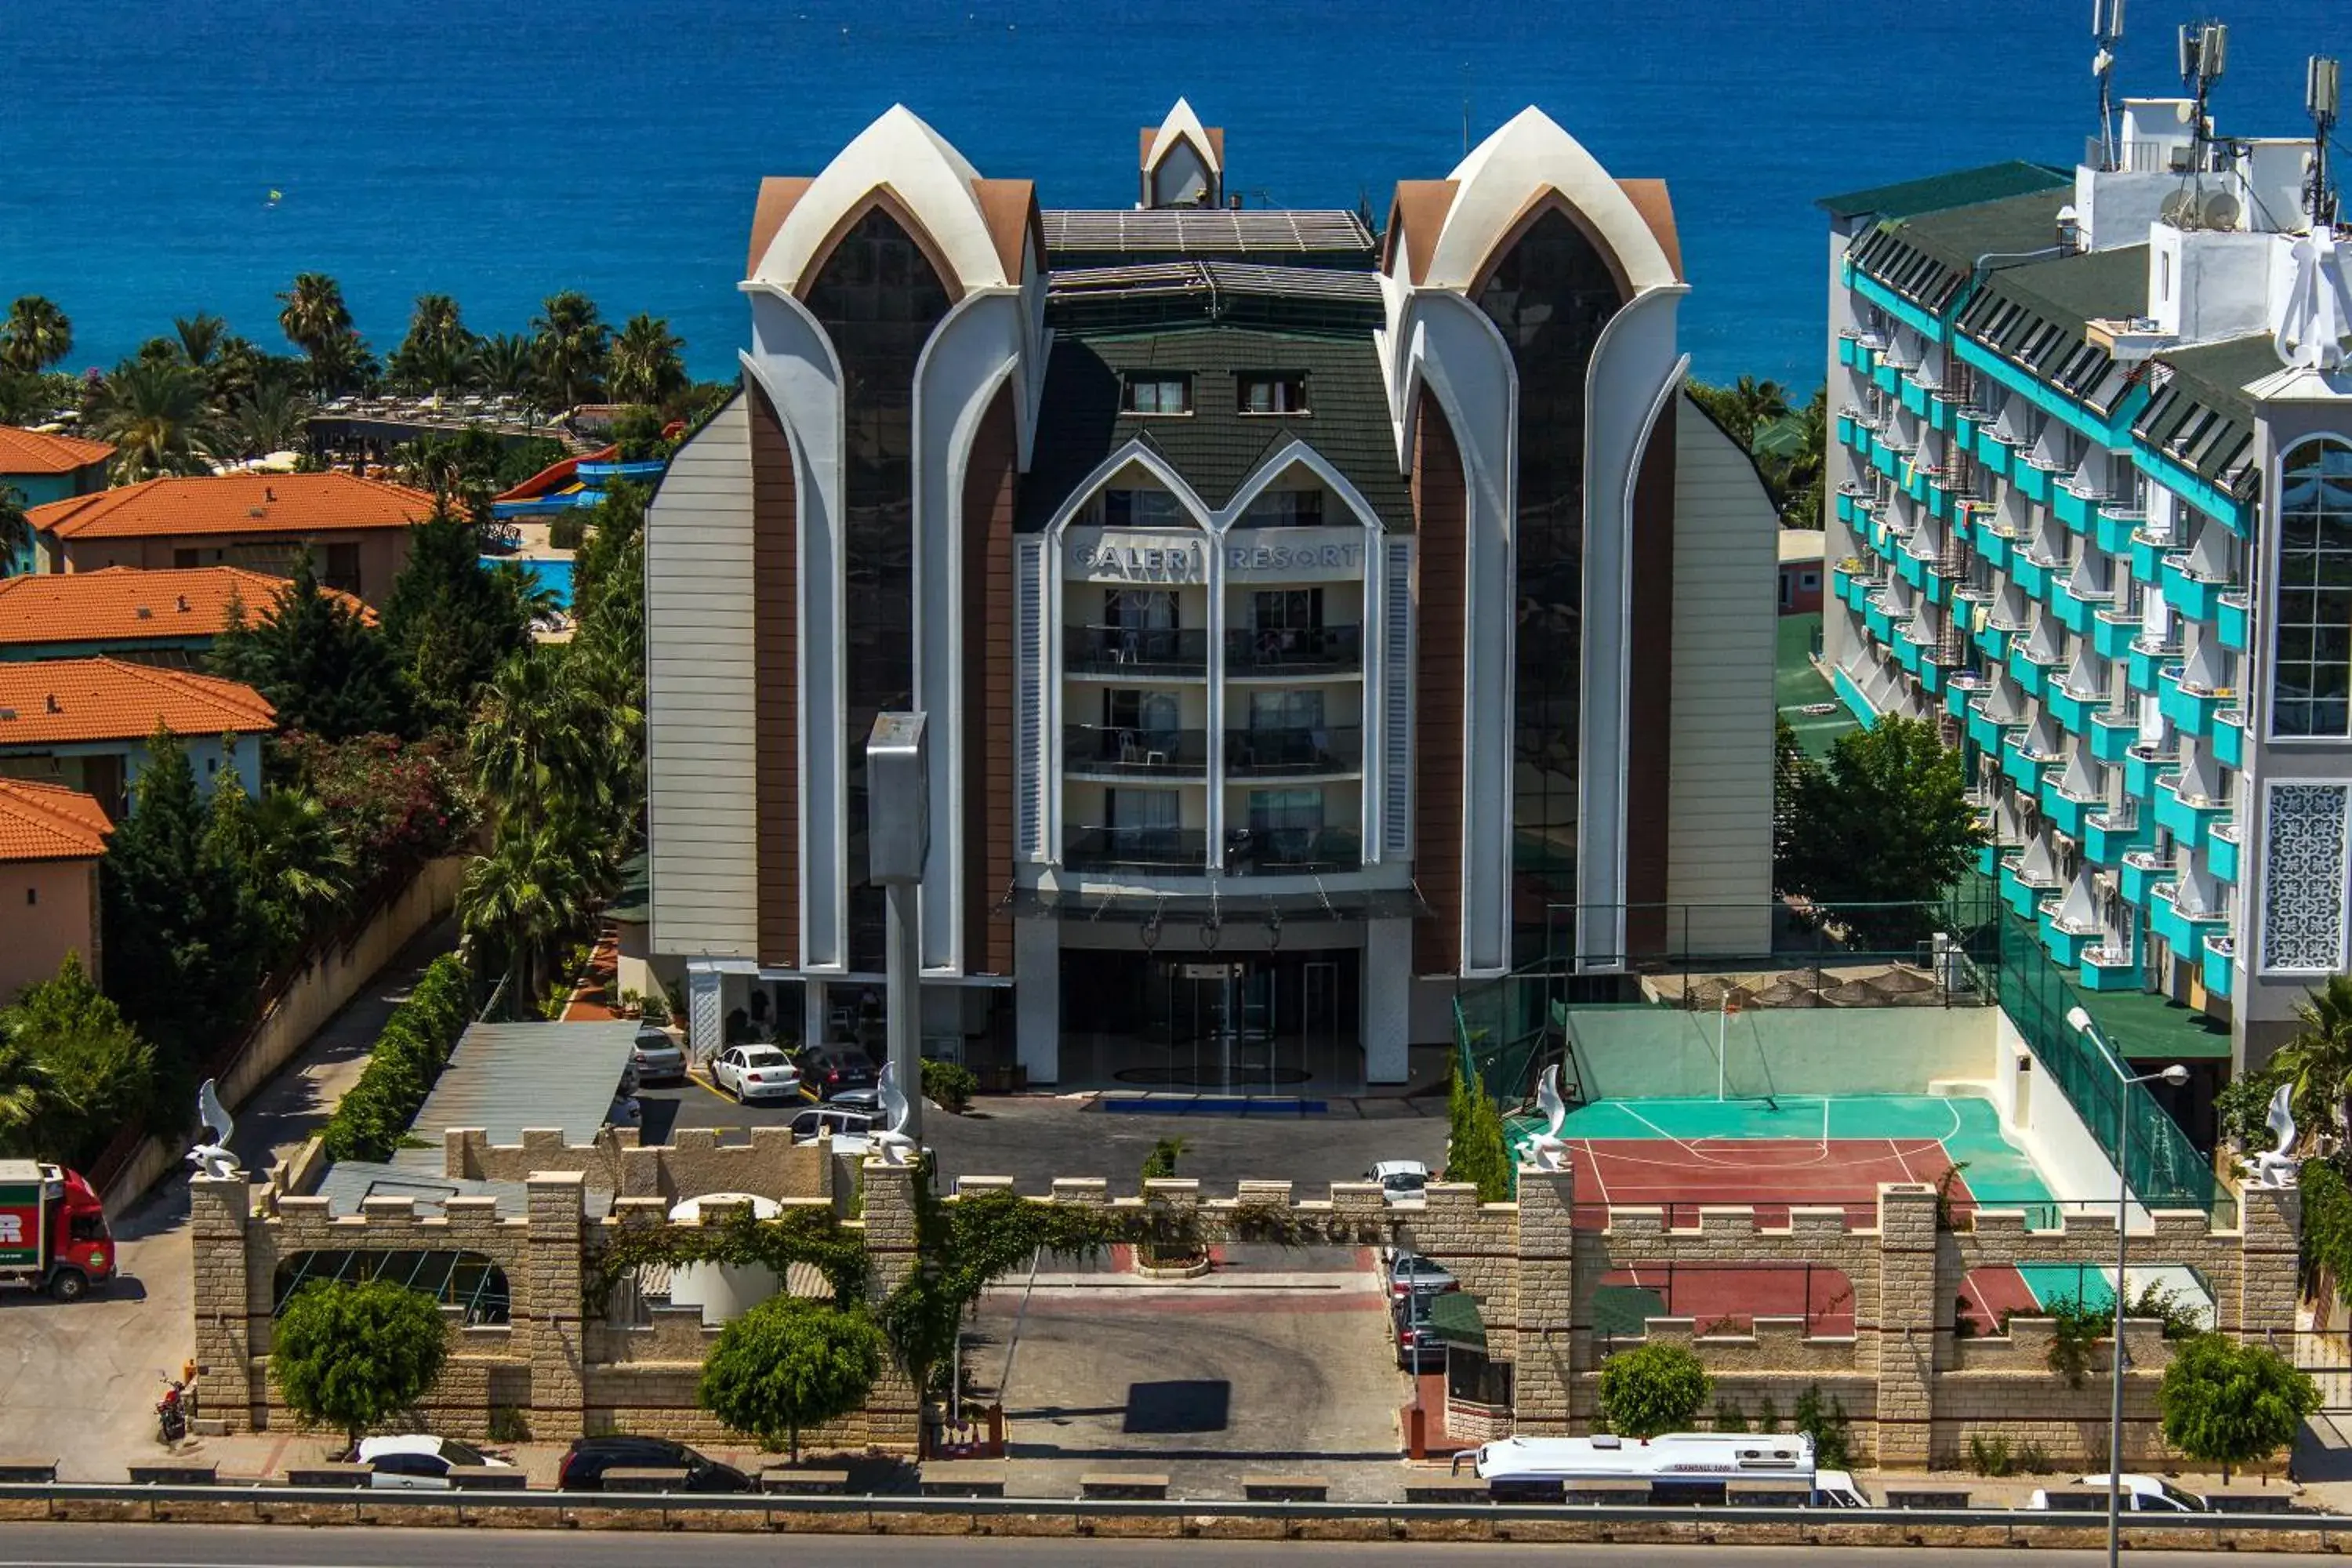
0, 1527, 2335, 1567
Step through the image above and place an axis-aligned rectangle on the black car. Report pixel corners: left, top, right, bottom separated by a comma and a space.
796, 1045, 880, 1103
557, 1436, 753, 1494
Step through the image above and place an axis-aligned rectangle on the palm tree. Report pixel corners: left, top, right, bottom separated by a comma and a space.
531, 291, 609, 411
476, 333, 539, 404
2270, 975, 2352, 1138
0, 484, 31, 576
89, 358, 218, 481
248, 789, 357, 953
277, 273, 353, 358
302, 328, 378, 398
390, 294, 478, 395
222, 378, 316, 459
460, 816, 597, 1017
173, 313, 230, 372
608, 314, 687, 406
469, 648, 605, 826
1, 296, 74, 375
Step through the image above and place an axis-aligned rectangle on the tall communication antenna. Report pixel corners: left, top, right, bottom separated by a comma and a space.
2310, 55, 2343, 226
2093, 0, 2126, 170
2177, 20, 2228, 175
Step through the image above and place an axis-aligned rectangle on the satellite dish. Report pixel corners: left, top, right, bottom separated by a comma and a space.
2198, 188, 2242, 230
2160, 189, 2197, 227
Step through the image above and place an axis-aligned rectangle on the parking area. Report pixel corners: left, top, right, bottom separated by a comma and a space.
635, 1078, 1449, 1195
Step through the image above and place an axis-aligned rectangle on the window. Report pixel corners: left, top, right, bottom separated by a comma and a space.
1238, 374, 1307, 415
1249, 688, 1325, 733
1121, 374, 1192, 415
23, 886, 33, 906
1103, 488, 1185, 528
324, 542, 361, 593
1254, 589, 1323, 632
2272, 437, 2352, 738
1238, 489, 1325, 528
273, 1249, 510, 1324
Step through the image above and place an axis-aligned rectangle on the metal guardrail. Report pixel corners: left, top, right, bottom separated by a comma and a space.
2, 1482, 2345, 1543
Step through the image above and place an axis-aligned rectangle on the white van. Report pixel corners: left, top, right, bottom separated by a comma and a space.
1457, 1432, 1870, 1508
2028, 1474, 2208, 1513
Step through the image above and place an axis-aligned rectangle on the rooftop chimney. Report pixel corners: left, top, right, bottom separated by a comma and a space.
45, 694, 61, 714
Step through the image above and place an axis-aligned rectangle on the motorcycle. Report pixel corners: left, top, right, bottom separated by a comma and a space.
155, 1376, 187, 1446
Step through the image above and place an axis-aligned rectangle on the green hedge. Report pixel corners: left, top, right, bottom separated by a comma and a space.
321, 955, 475, 1162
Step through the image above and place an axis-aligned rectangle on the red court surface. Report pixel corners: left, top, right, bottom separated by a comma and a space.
1573, 1137, 2037, 1335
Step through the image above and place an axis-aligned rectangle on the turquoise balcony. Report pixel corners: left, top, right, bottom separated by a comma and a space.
2011, 550, 2058, 599
1873, 361, 1901, 397
2125, 636, 2180, 695
2122, 743, 2175, 800
2153, 772, 2229, 855
1893, 632, 1924, 674
2129, 528, 2175, 580
2091, 608, 2138, 659
2089, 711, 2138, 764
2083, 806, 2150, 866
1900, 378, 1930, 417
2013, 456, 2058, 505
1835, 413, 1858, 449
1944, 673, 1987, 721
1976, 525, 2015, 574
2053, 481, 2103, 535
2039, 774, 2098, 837
2157, 665, 2230, 739
2120, 851, 2164, 907
2209, 822, 2241, 884
2201, 935, 2236, 1001
1921, 658, 1947, 697
2216, 591, 2251, 652
1974, 426, 2016, 477
2151, 884, 2230, 960
1895, 546, 1931, 590
1855, 341, 1880, 375
1837, 335, 1858, 368
2092, 506, 2143, 557
2047, 678, 2108, 734
2080, 940, 2144, 992
1903, 464, 1933, 507
1926, 394, 1955, 434
1967, 702, 2024, 757
2213, 708, 2246, 770
2008, 641, 2059, 698
2002, 728, 2063, 791
2160, 554, 2235, 622
2039, 902, 2100, 968
2000, 858, 2065, 920
1973, 619, 2016, 664
2052, 573, 2111, 634
1923, 568, 1953, 608
1954, 407, 1980, 446
1864, 598, 1895, 644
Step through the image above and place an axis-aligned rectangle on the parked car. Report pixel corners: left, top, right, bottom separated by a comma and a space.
789, 1107, 877, 1142
352, 1435, 513, 1490
1385, 1252, 1458, 1300
607, 1094, 642, 1128
2029, 1475, 2208, 1513
1365, 1160, 1430, 1206
1391, 1294, 1446, 1370
712, 1044, 802, 1102
630, 1025, 686, 1083
796, 1045, 880, 1103
557, 1436, 754, 1494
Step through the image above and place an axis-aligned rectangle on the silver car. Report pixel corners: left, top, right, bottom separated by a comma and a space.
630, 1025, 685, 1083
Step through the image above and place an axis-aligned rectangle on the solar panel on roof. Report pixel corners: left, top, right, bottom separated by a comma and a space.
1041, 209, 1374, 256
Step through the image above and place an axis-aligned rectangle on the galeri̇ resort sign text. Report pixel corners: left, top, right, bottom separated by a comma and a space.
1064, 527, 1363, 584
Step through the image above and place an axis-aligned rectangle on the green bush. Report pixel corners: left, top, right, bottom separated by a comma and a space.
548, 514, 586, 551
1446, 1054, 1512, 1201
270, 1278, 448, 1445
1793, 1381, 1853, 1469
2216, 1069, 2285, 1155
921, 1058, 977, 1116
321, 954, 475, 1161
2160, 1334, 2321, 1481
2303, 1158, 2352, 1303
1595, 1342, 1711, 1439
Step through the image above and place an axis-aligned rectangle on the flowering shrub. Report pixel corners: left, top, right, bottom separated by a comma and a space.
274, 731, 477, 885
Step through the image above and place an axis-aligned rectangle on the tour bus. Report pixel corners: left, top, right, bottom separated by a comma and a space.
1455, 1432, 1870, 1508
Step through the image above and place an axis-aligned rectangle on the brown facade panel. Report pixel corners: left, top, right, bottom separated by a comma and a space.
961, 384, 1019, 976
1413, 395, 1468, 977
1622, 397, 1677, 957
749, 383, 801, 969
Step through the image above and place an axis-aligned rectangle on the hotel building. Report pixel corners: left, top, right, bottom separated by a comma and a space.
644, 102, 1779, 1087
1820, 90, 2352, 1066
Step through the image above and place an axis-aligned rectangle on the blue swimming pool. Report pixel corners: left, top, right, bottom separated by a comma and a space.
485, 555, 574, 610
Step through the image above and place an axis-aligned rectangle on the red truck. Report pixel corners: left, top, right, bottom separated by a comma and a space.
0, 1159, 114, 1300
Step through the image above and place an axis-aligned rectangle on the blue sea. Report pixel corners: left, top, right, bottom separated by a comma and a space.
4, 1, 2345, 392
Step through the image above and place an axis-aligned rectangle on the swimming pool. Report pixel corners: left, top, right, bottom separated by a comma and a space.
486, 555, 574, 610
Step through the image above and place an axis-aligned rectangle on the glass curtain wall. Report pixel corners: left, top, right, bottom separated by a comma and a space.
804, 209, 952, 971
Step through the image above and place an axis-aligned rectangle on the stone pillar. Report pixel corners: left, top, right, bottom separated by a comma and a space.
858, 1157, 924, 1450
1512, 1161, 1573, 1434
2237, 1184, 2302, 1338
1874, 1183, 1941, 1469
188, 1174, 256, 1432
524, 1174, 587, 1436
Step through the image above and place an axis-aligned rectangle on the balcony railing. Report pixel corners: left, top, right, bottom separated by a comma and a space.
1223, 624, 1363, 674
1223, 826, 1363, 876
1063, 826, 1208, 873
1223, 725, 1363, 777
1062, 724, 1208, 776
1065, 625, 1208, 677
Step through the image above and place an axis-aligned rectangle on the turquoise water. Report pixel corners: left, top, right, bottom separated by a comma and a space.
487, 556, 573, 610
7, 2, 2343, 392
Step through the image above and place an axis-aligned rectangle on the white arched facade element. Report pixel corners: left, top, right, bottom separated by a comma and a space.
750, 106, 1013, 293
1142, 98, 1222, 208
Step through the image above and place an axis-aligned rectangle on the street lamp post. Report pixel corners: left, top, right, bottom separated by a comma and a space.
2066, 1005, 2187, 1568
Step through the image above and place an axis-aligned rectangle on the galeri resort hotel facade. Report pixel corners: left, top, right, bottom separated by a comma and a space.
643, 101, 1781, 1089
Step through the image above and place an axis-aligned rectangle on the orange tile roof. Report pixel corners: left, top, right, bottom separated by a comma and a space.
0, 425, 114, 477
0, 566, 375, 648
0, 775, 111, 862
27, 471, 434, 542
0, 658, 273, 746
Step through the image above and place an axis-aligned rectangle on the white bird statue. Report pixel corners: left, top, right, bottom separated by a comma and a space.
872, 1059, 918, 1167
188, 1077, 237, 1181
1525, 1064, 1570, 1172
2253, 1081, 2299, 1189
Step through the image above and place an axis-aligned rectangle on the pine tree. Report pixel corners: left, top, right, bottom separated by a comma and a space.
212, 556, 408, 739
383, 506, 533, 733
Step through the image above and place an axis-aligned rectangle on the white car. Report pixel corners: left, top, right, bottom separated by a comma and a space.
1367, 1160, 1431, 1206
354, 1435, 513, 1490
712, 1044, 803, 1102
2030, 1474, 2208, 1513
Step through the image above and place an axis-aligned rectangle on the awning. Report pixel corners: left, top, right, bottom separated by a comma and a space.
1426, 1290, 1488, 1351
1003, 882, 1428, 924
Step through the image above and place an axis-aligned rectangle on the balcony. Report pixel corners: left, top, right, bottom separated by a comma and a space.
2122, 742, 2176, 800
2120, 850, 2165, 908
2038, 772, 2100, 838
1223, 624, 1363, 676
2088, 710, 2138, 764
2083, 804, 2150, 866
2125, 633, 2180, 695
1065, 625, 1208, 677
2038, 899, 2103, 968
2012, 455, 2061, 505
2092, 505, 2143, 557
2091, 606, 2139, 659
2209, 821, 2241, 884
1894, 544, 1933, 591
2156, 665, 2230, 740
2158, 554, 2236, 622
1943, 669, 1989, 721
2000, 857, 2065, 920
2052, 570, 2113, 634
1973, 423, 2016, 477
1965, 696, 2026, 757
1063, 826, 1210, 874
2213, 707, 2246, 770
2216, 591, 2251, 653
2150, 880, 2230, 954
1835, 410, 1860, 448
2046, 674, 2109, 734
2152, 771, 2229, 855
2006, 637, 2062, 699
2001, 728, 2065, 791
2010, 546, 2065, 601
1223, 826, 1363, 877
2053, 481, 2110, 535
2128, 527, 2178, 581
2201, 934, 2236, 1001
2080, 935, 2143, 992
1062, 724, 1208, 778
1222, 725, 1363, 779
